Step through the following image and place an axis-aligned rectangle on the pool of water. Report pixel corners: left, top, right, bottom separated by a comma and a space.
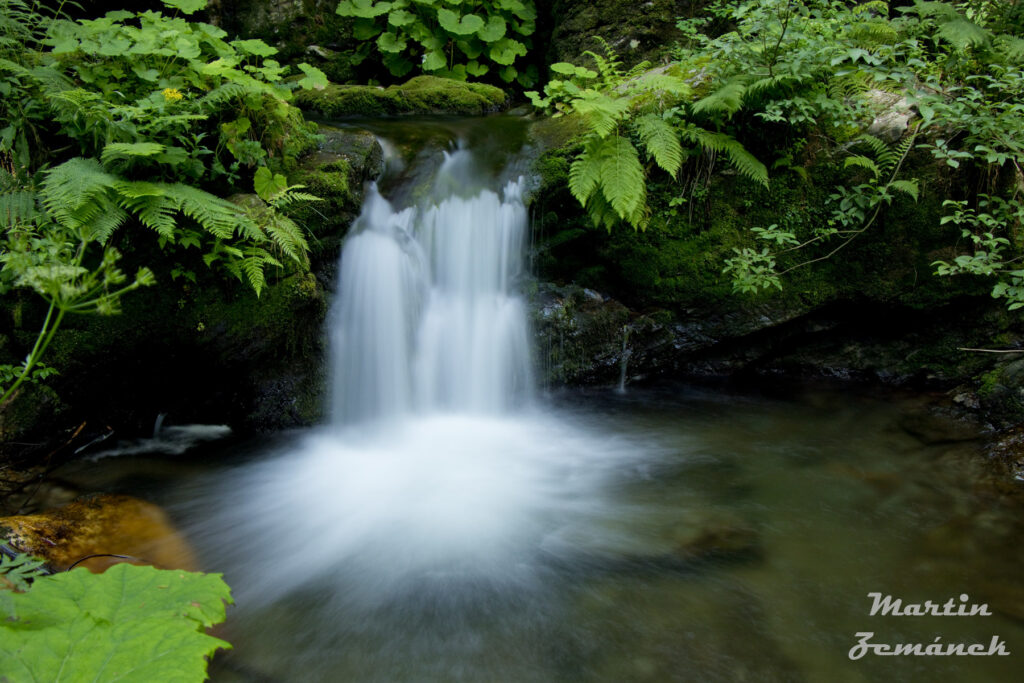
58, 383, 1024, 682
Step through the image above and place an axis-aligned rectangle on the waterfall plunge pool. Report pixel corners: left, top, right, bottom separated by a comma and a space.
53, 116, 1024, 682
58, 383, 1024, 683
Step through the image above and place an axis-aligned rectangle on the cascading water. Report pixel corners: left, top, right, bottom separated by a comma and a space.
331, 145, 533, 423
197, 126, 653, 612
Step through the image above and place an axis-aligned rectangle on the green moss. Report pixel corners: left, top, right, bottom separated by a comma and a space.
296, 76, 508, 118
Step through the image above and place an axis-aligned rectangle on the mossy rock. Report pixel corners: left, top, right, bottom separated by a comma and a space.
296, 76, 508, 118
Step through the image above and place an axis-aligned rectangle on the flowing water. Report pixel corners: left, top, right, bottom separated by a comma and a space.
58, 117, 1024, 682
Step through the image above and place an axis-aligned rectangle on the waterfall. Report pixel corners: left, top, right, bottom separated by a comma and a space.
330, 145, 533, 424
201, 126, 657, 608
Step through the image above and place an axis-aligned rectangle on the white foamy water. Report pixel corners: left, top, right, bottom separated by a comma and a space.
197, 138, 655, 609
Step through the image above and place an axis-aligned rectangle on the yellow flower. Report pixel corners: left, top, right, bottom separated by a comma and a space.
161, 87, 184, 102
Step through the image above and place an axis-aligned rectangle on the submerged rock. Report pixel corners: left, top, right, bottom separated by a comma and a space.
0, 494, 197, 572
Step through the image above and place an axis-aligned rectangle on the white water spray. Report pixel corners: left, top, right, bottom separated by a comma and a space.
201, 133, 659, 607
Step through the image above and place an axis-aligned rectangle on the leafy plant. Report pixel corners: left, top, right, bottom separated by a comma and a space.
0, 0, 326, 410
335, 0, 537, 84
1, 547, 233, 682
527, 39, 767, 230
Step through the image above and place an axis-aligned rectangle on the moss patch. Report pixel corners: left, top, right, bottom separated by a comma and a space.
296, 76, 508, 118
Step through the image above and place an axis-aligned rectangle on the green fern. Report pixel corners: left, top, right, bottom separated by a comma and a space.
685, 128, 769, 187
692, 80, 747, 119
635, 114, 683, 176
0, 543, 48, 592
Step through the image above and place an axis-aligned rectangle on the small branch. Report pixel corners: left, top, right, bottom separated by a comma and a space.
957, 347, 1024, 354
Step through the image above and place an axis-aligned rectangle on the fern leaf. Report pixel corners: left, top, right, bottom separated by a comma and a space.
0, 190, 37, 228
889, 179, 919, 201
688, 129, 768, 187
164, 183, 252, 241
635, 114, 682, 176
692, 80, 746, 119
936, 18, 990, 51
100, 142, 165, 165
568, 138, 603, 206
571, 91, 629, 137
596, 134, 645, 223
844, 155, 881, 178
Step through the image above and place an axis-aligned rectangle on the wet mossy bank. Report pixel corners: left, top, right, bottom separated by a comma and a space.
527, 123, 1024, 466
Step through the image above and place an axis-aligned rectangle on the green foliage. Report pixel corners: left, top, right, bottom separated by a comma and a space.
0, 556, 232, 682
335, 0, 537, 85
528, 40, 766, 231
0, 543, 48, 592
0, 0, 326, 409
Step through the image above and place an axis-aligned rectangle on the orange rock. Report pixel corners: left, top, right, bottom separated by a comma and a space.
0, 494, 198, 573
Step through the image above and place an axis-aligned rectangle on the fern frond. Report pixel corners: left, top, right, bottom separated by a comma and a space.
568, 137, 604, 206
596, 134, 645, 222
692, 80, 746, 119
40, 158, 119, 232
0, 189, 37, 227
164, 183, 254, 241
634, 114, 682, 176
996, 35, 1024, 63
687, 128, 768, 187
936, 18, 990, 50
100, 142, 165, 165
844, 155, 881, 178
889, 179, 919, 201
263, 213, 309, 264
115, 181, 177, 238
571, 91, 630, 138
198, 82, 249, 110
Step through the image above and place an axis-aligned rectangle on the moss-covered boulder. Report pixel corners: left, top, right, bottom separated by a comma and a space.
292, 126, 383, 260
296, 76, 508, 118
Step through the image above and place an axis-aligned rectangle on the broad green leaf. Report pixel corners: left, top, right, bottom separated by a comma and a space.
0, 564, 232, 683
337, 0, 392, 18
499, 64, 517, 82
377, 31, 407, 53
231, 38, 278, 57
163, 0, 207, 14
422, 50, 447, 71
477, 16, 506, 42
388, 9, 416, 27
297, 63, 329, 90
456, 39, 483, 59
437, 8, 485, 36
96, 37, 131, 56
488, 37, 526, 65
254, 167, 288, 201
353, 18, 384, 40
466, 60, 489, 77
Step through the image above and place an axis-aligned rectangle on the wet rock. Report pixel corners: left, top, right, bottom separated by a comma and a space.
865, 89, 916, 142
546, 0, 700, 68
898, 406, 984, 445
0, 494, 198, 572
296, 76, 508, 118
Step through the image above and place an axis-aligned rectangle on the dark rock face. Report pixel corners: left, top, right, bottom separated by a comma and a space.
545, 0, 705, 68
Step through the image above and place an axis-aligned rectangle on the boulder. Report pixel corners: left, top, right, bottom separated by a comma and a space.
0, 494, 197, 572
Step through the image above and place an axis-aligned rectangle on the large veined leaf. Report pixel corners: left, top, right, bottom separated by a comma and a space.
477, 16, 506, 43
230, 39, 277, 57
422, 50, 447, 71
254, 166, 288, 201
437, 8, 485, 36
0, 564, 232, 682
377, 31, 407, 54
388, 9, 416, 27
488, 37, 527, 65
296, 63, 328, 90
163, 0, 206, 14
337, 0, 392, 19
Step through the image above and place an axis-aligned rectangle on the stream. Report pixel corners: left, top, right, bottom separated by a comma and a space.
53, 115, 1024, 682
